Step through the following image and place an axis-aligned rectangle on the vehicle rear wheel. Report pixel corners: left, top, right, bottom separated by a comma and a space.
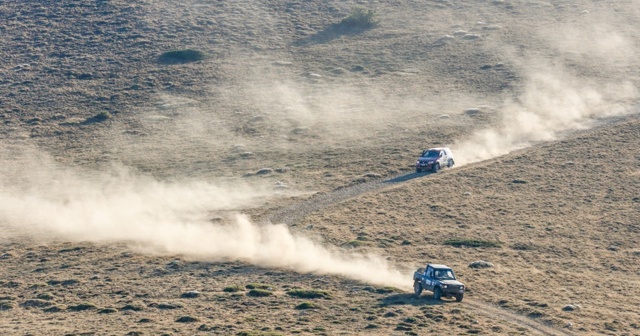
455, 293, 464, 302
414, 281, 423, 297
432, 163, 440, 173
433, 287, 442, 300
448, 159, 454, 168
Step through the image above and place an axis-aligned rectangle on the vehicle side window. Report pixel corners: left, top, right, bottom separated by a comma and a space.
426, 268, 434, 278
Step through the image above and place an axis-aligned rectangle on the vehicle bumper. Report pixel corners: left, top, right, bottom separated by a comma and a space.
442, 289, 464, 296
416, 163, 434, 169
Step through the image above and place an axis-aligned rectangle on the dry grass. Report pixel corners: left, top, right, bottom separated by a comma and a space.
0, 0, 639, 335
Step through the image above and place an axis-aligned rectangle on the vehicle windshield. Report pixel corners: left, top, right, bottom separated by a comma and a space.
434, 269, 456, 280
421, 150, 440, 158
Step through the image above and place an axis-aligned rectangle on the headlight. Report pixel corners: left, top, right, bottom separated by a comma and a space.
416, 161, 420, 164
442, 285, 448, 288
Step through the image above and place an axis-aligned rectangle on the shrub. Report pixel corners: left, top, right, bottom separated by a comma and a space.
443, 238, 502, 248
93, 111, 111, 121
21, 299, 53, 308
67, 303, 97, 311
0, 301, 15, 310
36, 293, 55, 300
43, 305, 66, 313
295, 302, 319, 310
159, 49, 208, 64
286, 289, 330, 299
176, 315, 199, 323
119, 304, 143, 311
245, 283, 273, 290
98, 307, 118, 314
223, 285, 241, 292
247, 289, 272, 297
339, 7, 379, 29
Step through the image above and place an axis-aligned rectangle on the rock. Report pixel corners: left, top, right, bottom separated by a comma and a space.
464, 108, 482, 116
181, 290, 200, 298
469, 260, 494, 269
607, 245, 619, 251
439, 114, 450, 119
463, 34, 480, 40
256, 168, 273, 175
0, 253, 12, 259
562, 304, 581, 311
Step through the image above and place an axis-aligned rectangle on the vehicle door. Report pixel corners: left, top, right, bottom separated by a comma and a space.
424, 266, 435, 291
437, 150, 445, 166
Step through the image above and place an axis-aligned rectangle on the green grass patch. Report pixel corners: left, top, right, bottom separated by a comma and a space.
247, 289, 273, 297
159, 49, 208, 64
443, 238, 502, 248
339, 7, 379, 29
286, 289, 331, 299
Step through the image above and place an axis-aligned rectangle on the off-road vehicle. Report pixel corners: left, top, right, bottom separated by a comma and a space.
413, 263, 465, 302
415, 147, 454, 173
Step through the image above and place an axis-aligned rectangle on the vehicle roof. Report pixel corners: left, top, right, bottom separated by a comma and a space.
424, 147, 451, 151
427, 264, 452, 269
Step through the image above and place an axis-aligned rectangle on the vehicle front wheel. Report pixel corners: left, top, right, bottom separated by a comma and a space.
455, 293, 464, 302
414, 281, 423, 297
432, 163, 440, 173
448, 159, 454, 168
433, 287, 442, 300
416, 168, 422, 173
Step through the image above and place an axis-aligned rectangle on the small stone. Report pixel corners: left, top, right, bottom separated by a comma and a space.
439, 114, 450, 119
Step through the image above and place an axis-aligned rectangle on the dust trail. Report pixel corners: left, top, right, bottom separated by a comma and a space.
454, 16, 639, 166
0, 144, 411, 289
453, 66, 637, 165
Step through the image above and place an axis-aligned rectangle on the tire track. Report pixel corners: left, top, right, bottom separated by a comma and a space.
265, 170, 574, 336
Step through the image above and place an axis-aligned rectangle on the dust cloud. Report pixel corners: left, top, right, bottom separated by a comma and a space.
453, 66, 637, 165
0, 144, 411, 289
454, 17, 639, 165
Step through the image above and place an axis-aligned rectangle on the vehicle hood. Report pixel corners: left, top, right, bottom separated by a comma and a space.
439, 279, 464, 286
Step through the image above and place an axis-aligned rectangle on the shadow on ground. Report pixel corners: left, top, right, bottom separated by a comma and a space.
380, 293, 453, 307
294, 23, 372, 46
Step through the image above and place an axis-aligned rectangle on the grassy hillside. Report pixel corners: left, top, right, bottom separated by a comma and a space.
0, 0, 638, 335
